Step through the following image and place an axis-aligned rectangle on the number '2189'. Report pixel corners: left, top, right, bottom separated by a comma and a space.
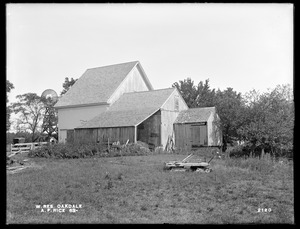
258, 208, 272, 212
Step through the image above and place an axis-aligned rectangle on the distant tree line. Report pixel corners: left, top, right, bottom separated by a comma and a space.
172, 78, 294, 157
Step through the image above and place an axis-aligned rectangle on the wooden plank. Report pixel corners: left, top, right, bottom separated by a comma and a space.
95, 127, 135, 145
191, 125, 201, 146
187, 124, 192, 149
10, 142, 48, 153
200, 125, 208, 145
175, 124, 184, 149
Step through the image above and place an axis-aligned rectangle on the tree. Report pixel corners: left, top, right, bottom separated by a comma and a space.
6, 80, 14, 131
214, 88, 246, 151
11, 93, 45, 142
172, 78, 216, 108
172, 78, 198, 108
60, 77, 78, 95
194, 79, 216, 107
6, 80, 14, 101
238, 84, 294, 156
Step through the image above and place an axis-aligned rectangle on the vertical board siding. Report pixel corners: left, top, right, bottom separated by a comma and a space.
207, 113, 223, 146
161, 89, 188, 112
59, 130, 68, 143
174, 124, 192, 150
175, 123, 210, 150
175, 120, 221, 150
74, 127, 135, 144
74, 128, 97, 144
97, 127, 135, 144
161, 110, 179, 148
199, 125, 208, 145
66, 129, 75, 144
160, 89, 188, 149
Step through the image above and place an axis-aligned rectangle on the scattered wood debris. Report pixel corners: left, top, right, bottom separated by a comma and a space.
6, 152, 43, 174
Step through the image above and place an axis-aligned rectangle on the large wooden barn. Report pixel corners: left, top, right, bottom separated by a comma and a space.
54, 61, 222, 150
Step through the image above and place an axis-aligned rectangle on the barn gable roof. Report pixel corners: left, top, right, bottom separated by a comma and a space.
55, 61, 153, 108
76, 88, 175, 128
174, 107, 216, 124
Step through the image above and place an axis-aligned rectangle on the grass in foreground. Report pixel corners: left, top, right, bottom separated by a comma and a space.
7, 154, 294, 224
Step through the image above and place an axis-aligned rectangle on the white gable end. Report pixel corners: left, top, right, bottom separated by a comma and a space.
108, 64, 152, 104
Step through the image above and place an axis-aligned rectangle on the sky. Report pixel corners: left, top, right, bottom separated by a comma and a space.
7, 3, 293, 105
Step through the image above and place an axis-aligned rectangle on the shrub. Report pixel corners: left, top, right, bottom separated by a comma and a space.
225, 152, 275, 173
28, 142, 151, 159
226, 141, 293, 160
226, 145, 250, 158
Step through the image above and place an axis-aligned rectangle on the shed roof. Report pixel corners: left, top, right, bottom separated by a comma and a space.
55, 61, 152, 108
174, 107, 216, 124
76, 88, 175, 129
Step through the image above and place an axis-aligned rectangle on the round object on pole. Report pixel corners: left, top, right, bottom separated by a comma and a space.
41, 89, 58, 103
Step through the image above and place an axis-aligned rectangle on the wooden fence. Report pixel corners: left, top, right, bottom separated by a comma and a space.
10, 142, 48, 154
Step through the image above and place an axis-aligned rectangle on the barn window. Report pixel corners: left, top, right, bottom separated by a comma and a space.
174, 96, 179, 111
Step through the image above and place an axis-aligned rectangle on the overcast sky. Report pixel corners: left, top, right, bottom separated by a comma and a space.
7, 3, 293, 105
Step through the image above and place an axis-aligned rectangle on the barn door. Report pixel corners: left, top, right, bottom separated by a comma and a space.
191, 125, 208, 146
199, 125, 208, 145
191, 125, 201, 146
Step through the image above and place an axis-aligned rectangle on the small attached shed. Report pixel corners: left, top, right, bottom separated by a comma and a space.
174, 107, 222, 150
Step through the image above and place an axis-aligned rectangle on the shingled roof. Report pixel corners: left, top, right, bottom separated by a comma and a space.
55, 61, 152, 108
175, 107, 216, 124
76, 88, 175, 128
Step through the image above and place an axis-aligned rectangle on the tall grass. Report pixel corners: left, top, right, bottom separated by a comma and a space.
7, 153, 294, 224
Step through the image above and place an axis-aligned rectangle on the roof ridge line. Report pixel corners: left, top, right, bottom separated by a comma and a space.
188, 106, 216, 109
123, 87, 175, 95
86, 61, 139, 70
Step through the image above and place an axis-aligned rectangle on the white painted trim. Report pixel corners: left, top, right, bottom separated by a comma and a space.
55, 102, 109, 109
134, 126, 137, 143
136, 63, 154, 90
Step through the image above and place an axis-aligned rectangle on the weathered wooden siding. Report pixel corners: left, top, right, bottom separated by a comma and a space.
74, 128, 98, 144
174, 122, 208, 149
207, 113, 222, 146
66, 129, 75, 143
59, 129, 68, 143
108, 65, 150, 104
160, 89, 188, 148
74, 127, 135, 144
137, 110, 161, 149
175, 115, 222, 150
161, 89, 188, 111
190, 124, 208, 146
161, 110, 178, 149
174, 123, 192, 150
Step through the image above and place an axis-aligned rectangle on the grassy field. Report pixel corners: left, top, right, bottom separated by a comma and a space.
7, 153, 294, 224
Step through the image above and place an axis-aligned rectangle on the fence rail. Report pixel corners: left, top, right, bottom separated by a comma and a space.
10, 142, 48, 154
